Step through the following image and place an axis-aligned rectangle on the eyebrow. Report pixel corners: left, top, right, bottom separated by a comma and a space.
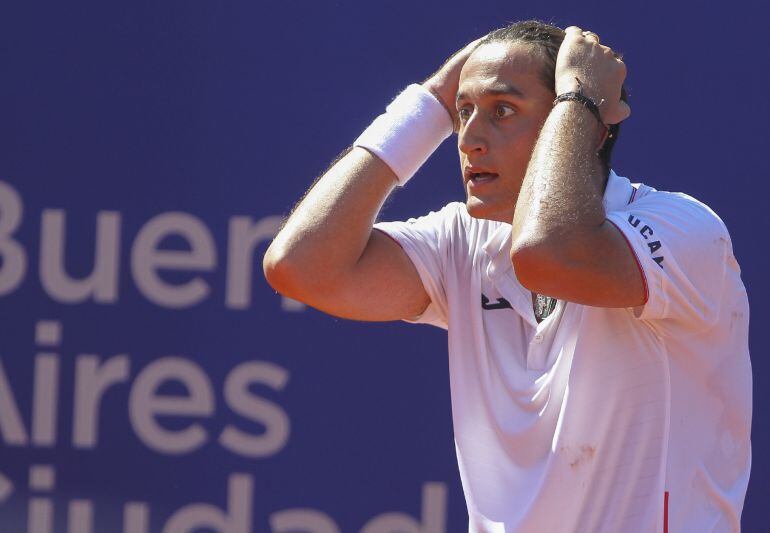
456, 83, 525, 104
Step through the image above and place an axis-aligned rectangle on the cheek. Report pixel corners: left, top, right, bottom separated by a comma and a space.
518, 115, 545, 142
500, 129, 535, 161
494, 123, 542, 182
510, 121, 543, 157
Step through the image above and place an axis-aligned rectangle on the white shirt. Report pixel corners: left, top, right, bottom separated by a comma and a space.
374, 171, 752, 533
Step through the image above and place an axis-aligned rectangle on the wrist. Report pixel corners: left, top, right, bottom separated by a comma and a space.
353, 84, 453, 186
555, 75, 602, 105
421, 80, 457, 129
551, 96, 610, 154
555, 76, 581, 95
553, 93, 604, 126
554, 75, 606, 126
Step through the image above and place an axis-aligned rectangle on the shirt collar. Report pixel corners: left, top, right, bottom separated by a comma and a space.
602, 169, 636, 213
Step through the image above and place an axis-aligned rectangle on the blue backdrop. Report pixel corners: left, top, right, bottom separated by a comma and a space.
0, 1, 767, 531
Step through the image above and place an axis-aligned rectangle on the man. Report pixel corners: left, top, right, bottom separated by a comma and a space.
263, 20, 752, 532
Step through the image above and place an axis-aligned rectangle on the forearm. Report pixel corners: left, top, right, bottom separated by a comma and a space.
508, 25, 639, 305
263, 147, 397, 295
264, 40, 474, 302
511, 101, 607, 256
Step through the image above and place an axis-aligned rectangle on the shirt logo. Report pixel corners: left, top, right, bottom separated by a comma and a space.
627, 214, 665, 268
481, 294, 513, 310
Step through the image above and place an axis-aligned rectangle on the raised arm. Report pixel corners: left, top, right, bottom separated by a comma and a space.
262, 41, 478, 321
264, 147, 423, 321
510, 27, 646, 308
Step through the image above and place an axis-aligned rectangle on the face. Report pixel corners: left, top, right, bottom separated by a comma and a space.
456, 41, 556, 223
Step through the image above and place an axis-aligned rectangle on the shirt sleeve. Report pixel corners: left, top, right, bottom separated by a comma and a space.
373, 203, 462, 329
605, 192, 731, 331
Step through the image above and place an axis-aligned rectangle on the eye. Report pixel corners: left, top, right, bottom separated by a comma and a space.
495, 104, 516, 119
457, 106, 472, 123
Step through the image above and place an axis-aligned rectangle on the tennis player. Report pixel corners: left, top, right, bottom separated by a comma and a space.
263, 20, 752, 532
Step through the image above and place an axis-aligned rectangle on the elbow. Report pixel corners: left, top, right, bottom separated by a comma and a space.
510, 238, 560, 294
262, 242, 341, 303
262, 243, 301, 298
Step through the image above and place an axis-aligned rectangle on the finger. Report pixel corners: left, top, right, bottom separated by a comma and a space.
615, 58, 627, 79
447, 37, 484, 65
607, 101, 631, 125
617, 101, 631, 123
464, 37, 485, 53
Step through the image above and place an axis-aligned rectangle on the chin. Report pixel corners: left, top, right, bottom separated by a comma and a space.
465, 197, 512, 223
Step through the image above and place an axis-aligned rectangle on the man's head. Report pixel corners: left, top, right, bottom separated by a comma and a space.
457, 20, 625, 222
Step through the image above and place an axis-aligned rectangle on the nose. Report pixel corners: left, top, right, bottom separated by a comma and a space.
457, 110, 488, 156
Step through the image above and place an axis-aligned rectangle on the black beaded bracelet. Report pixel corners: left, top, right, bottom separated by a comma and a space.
553, 77, 605, 126
553, 91, 603, 124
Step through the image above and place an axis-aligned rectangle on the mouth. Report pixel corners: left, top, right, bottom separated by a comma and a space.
465, 169, 500, 187
470, 172, 498, 182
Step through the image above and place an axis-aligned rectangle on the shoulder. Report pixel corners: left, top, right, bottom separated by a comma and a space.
411, 201, 467, 224
376, 201, 505, 256
624, 186, 731, 242
389, 201, 494, 239
605, 181, 740, 327
616, 187, 734, 287
374, 202, 470, 253
606, 179, 735, 276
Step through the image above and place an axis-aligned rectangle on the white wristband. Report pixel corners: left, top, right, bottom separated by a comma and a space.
354, 84, 453, 186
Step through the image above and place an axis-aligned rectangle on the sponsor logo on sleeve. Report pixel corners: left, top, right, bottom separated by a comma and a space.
627, 214, 665, 268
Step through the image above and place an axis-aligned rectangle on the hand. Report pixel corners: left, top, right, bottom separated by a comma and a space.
423, 38, 483, 132
554, 27, 631, 125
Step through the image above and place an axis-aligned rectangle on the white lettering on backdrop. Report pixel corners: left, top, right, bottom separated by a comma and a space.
0, 180, 304, 311
0, 180, 449, 531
